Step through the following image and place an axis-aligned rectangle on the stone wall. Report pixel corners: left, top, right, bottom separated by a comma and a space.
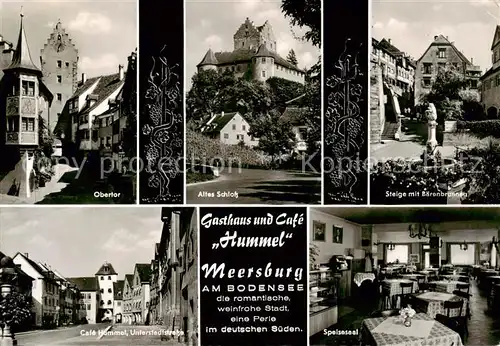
370, 62, 384, 144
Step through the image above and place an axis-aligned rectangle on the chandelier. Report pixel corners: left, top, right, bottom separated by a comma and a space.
408, 223, 434, 239
459, 241, 468, 251
387, 242, 396, 251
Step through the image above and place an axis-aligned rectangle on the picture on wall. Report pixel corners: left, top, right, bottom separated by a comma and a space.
409, 254, 419, 263
313, 221, 326, 241
333, 225, 343, 244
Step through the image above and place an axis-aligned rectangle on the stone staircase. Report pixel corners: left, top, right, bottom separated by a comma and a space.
381, 122, 399, 141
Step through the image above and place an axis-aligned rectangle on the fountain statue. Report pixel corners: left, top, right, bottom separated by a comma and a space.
425, 103, 438, 155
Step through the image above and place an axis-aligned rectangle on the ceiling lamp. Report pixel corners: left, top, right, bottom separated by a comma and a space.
408, 223, 433, 239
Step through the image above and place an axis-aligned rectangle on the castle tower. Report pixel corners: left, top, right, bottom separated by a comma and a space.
233, 18, 277, 52
197, 48, 218, 72
253, 44, 274, 82
40, 20, 79, 134
95, 261, 118, 322
0, 13, 53, 198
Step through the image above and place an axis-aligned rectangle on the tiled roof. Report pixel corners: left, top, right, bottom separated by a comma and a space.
255, 44, 272, 58
125, 274, 134, 286
113, 280, 124, 300
16, 253, 51, 279
79, 73, 124, 114
136, 263, 152, 283
68, 277, 98, 292
204, 112, 238, 133
198, 48, 218, 66
95, 262, 118, 276
378, 38, 403, 57
282, 106, 307, 125
72, 77, 99, 99
4, 15, 40, 74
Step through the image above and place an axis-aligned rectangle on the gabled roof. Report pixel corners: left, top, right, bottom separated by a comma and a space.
113, 280, 124, 300
378, 38, 403, 57
198, 48, 218, 67
72, 77, 100, 99
417, 35, 472, 65
135, 263, 151, 283
68, 277, 98, 292
492, 25, 500, 50
125, 274, 134, 287
95, 261, 118, 276
208, 48, 303, 72
255, 44, 272, 58
203, 112, 238, 133
15, 253, 50, 279
78, 73, 124, 114
4, 14, 40, 74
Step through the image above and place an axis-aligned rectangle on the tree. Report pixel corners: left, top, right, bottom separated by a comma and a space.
0, 291, 32, 330
265, 77, 305, 107
286, 49, 298, 66
281, 0, 321, 48
249, 109, 296, 166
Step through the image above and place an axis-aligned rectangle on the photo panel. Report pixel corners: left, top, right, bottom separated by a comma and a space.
0, 206, 198, 345
323, 0, 369, 204
0, 1, 137, 204
185, 0, 321, 205
370, 1, 500, 205
199, 206, 308, 346
309, 206, 500, 345
139, 0, 184, 204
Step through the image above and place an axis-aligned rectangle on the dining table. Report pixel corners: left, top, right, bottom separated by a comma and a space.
439, 274, 468, 282
431, 280, 463, 293
362, 312, 463, 346
413, 291, 467, 319
382, 279, 419, 297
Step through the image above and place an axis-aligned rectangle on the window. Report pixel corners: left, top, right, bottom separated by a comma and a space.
261, 58, 266, 63
438, 48, 446, 58
242, 125, 246, 131
57, 60, 62, 68
232, 124, 236, 130
107, 300, 112, 305
57, 75, 62, 83
423, 78, 431, 87
108, 288, 112, 293
22, 81, 35, 96
223, 133, 229, 139
236, 134, 240, 140
65, 62, 70, 67
108, 276, 111, 280
100, 276, 104, 280
422, 63, 432, 74
100, 289, 104, 293
100, 300, 104, 306
240, 134, 244, 141
450, 244, 475, 265
117, 301, 121, 306
262, 70, 266, 77
87, 304, 91, 310
386, 245, 408, 264
21, 117, 34, 132
57, 93, 62, 102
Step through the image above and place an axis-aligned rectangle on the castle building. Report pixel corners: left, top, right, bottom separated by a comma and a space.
415, 35, 481, 104
40, 21, 79, 133
197, 18, 305, 84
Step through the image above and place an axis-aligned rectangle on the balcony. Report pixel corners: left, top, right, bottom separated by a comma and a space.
6, 131, 38, 146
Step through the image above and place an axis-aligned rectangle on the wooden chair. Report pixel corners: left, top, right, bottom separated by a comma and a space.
453, 290, 472, 319
428, 282, 437, 291
396, 282, 414, 309
381, 286, 392, 310
435, 300, 467, 343
456, 282, 470, 295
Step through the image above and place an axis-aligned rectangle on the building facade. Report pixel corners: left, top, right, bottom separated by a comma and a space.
415, 34, 481, 103
122, 274, 134, 324
69, 277, 99, 324
481, 25, 500, 118
12, 253, 61, 327
95, 261, 118, 322
40, 21, 78, 133
197, 18, 305, 84
113, 280, 124, 323
130, 263, 151, 324
202, 111, 258, 147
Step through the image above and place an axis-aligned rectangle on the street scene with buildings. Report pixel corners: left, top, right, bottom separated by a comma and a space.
0, 207, 198, 345
185, 0, 321, 204
0, 2, 137, 204
370, 0, 500, 204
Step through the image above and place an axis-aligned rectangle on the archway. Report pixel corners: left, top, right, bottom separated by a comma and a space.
487, 106, 498, 119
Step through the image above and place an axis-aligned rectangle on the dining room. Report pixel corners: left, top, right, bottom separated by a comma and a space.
309, 207, 500, 346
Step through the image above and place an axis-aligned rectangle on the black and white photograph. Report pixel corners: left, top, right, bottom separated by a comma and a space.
0, 206, 198, 345
185, 0, 321, 205
323, 0, 369, 204
370, 0, 500, 204
0, 1, 138, 205
309, 206, 500, 346
139, 0, 184, 204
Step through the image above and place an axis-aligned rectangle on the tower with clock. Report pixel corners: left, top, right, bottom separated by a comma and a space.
0, 13, 53, 198
40, 20, 79, 134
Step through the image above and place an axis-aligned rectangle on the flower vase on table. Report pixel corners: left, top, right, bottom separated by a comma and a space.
400, 305, 416, 327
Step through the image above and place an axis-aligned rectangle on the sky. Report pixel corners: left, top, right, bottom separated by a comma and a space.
0, 207, 163, 278
0, 0, 137, 78
185, 0, 320, 89
372, 0, 500, 73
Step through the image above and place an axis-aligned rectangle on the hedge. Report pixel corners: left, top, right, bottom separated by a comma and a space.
457, 120, 500, 139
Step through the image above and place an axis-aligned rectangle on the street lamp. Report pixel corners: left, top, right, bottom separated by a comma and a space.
0, 255, 17, 346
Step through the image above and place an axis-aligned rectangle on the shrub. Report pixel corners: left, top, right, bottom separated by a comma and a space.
457, 120, 500, 139
186, 129, 270, 168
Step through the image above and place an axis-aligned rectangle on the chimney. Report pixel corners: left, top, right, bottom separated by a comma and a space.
434, 35, 438, 40
81, 73, 87, 84
119, 64, 124, 81
471, 57, 473, 64
24, 253, 29, 258
388, 38, 391, 44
